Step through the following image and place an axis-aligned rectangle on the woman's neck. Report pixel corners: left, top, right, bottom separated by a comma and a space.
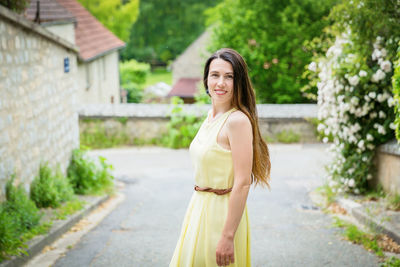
210, 101, 234, 118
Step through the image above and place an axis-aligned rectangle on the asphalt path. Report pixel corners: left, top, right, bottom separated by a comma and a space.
52, 144, 380, 267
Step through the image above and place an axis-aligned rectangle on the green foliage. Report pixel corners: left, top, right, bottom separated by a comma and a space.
194, 84, 211, 105
393, 43, 400, 142
206, 0, 337, 103
329, 0, 400, 55
382, 256, 400, 267
160, 97, 204, 148
120, 59, 150, 85
332, 217, 384, 257
121, 0, 219, 63
120, 59, 150, 103
144, 68, 172, 88
304, 0, 399, 194
315, 183, 337, 206
80, 119, 133, 149
77, 0, 139, 41
0, 0, 29, 13
30, 163, 74, 208
276, 130, 300, 143
54, 199, 85, 220
67, 149, 114, 195
385, 193, 400, 211
0, 178, 41, 261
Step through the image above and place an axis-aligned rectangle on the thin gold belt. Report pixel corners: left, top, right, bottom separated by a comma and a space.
194, 185, 232, 195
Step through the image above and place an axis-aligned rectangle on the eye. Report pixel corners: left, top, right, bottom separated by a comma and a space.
210, 73, 218, 77
226, 75, 233, 79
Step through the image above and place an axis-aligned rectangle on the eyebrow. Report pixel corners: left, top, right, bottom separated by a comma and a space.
209, 71, 234, 75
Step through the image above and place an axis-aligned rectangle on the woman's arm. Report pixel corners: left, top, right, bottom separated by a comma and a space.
216, 111, 253, 266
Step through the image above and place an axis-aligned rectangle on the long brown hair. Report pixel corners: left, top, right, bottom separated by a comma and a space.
203, 48, 271, 187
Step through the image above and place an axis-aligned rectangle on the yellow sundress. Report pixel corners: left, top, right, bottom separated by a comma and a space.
170, 107, 251, 267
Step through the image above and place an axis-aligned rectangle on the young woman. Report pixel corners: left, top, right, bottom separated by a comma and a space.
170, 48, 271, 267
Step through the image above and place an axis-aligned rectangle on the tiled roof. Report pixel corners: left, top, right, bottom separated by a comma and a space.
57, 0, 125, 61
25, 0, 75, 24
168, 78, 201, 98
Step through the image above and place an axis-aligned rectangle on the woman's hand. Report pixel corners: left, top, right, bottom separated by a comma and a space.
216, 235, 235, 266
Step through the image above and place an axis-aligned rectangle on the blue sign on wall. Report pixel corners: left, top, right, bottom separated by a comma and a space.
64, 57, 70, 73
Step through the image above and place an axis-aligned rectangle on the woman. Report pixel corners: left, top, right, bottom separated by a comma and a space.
170, 48, 271, 267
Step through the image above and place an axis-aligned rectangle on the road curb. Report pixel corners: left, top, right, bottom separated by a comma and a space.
336, 197, 400, 245
0, 194, 109, 267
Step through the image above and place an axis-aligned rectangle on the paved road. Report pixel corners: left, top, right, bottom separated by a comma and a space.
53, 144, 380, 267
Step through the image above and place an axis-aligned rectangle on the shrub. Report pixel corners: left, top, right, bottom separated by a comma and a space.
392, 43, 400, 142
67, 149, 114, 195
160, 97, 204, 148
0, 178, 41, 261
30, 163, 74, 208
120, 59, 150, 85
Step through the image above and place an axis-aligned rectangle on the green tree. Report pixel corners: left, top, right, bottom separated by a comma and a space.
206, 0, 336, 103
122, 0, 219, 64
0, 0, 29, 13
78, 0, 139, 42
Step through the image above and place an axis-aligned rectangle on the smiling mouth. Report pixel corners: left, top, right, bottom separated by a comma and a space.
214, 90, 227, 95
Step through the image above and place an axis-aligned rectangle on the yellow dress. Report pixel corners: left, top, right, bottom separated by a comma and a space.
170, 107, 251, 267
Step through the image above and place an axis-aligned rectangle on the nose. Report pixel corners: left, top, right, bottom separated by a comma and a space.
217, 76, 225, 87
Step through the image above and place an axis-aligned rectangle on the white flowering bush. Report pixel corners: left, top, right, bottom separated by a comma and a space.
309, 33, 397, 194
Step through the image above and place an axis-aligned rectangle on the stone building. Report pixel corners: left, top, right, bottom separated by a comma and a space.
169, 29, 211, 103
0, 5, 80, 198
25, 0, 125, 104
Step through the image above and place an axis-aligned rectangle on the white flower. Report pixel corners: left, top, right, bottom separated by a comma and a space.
379, 111, 386, 118
387, 97, 395, 107
370, 112, 377, 118
377, 94, 385, 102
367, 174, 373, 180
377, 126, 386, 135
350, 96, 359, 106
322, 137, 329, 143
381, 48, 387, 57
366, 134, 374, 141
372, 49, 382, 60
364, 95, 371, 102
357, 140, 365, 149
348, 75, 360, 86
390, 123, 396, 130
359, 70, 368, 77
380, 60, 392, 73
317, 124, 325, 132
354, 188, 360, 194
367, 144, 375, 150
368, 92, 377, 99
371, 69, 386, 82
308, 62, 317, 72
348, 179, 355, 187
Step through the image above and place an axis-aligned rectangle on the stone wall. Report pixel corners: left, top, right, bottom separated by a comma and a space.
0, 6, 80, 199
78, 103, 319, 143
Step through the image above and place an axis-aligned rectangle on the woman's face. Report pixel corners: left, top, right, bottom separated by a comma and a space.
207, 58, 234, 105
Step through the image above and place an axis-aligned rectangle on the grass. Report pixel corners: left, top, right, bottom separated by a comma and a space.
144, 67, 172, 87
315, 183, 338, 206
386, 193, 400, 211
332, 217, 384, 257
264, 130, 301, 144
53, 199, 85, 220
276, 130, 301, 143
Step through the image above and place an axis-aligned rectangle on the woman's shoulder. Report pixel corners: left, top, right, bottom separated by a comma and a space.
227, 109, 251, 129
